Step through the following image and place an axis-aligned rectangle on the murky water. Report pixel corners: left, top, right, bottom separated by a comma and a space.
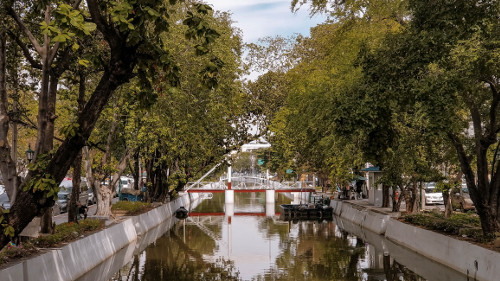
90, 192, 467, 281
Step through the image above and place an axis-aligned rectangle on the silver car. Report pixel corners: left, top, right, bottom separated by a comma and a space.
59, 177, 89, 206
424, 182, 444, 205
0, 193, 10, 209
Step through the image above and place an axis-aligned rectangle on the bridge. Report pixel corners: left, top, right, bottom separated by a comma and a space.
184, 174, 315, 193
180, 163, 317, 207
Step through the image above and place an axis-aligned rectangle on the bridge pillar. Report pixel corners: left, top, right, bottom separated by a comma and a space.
265, 189, 275, 204
225, 189, 234, 204
266, 202, 274, 217
292, 192, 301, 204
225, 202, 234, 218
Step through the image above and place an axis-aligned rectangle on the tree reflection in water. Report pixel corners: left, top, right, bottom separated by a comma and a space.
110, 229, 241, 281
109, 192, 426, 281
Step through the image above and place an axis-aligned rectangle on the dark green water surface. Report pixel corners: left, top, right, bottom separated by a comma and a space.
96, 192, 467, 281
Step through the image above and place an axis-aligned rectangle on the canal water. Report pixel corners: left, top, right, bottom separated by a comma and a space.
81, 192, 468, 281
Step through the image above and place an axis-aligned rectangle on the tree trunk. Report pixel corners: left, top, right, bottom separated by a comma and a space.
96, 185, 113, 217
391, 187, 400, 212
83, 146, 100, 213
9, 41, 20, 204
38, 73, 59, 234
133, 151, 140, 190
443, 190, 452, 218
68, 71, 86, 222
449, 132, 500, 235
68, 151, 82, 223
0, 28, 20, 204
382, 184, 390, 207
40, 207, 54, 234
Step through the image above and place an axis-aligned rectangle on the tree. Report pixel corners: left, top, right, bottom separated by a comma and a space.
264, 7, 404, 191
366, 0, 498, 234
0, 0, 224, 249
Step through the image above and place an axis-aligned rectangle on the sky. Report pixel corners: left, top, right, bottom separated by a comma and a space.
205, 0, 327, 43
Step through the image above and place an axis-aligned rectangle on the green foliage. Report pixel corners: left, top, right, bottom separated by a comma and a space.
39, 3, 96, 48
35, 219, 104, 248
435, 181, 457, 193
112, 201, 152, 215
22, 154, 60, 200
59, 122, 80, 138
0, 241, 38, 266
0, 209, 15, 239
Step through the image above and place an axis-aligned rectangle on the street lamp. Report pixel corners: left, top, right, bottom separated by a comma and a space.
25, 144, 34, 163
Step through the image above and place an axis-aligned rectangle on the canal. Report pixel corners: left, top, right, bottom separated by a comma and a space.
78, 192, 468, 281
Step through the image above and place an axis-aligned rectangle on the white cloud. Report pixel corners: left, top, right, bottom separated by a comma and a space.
206, 0, 326, 43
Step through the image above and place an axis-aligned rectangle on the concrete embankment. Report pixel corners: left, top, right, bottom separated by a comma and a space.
1, 192, 200, 281
332, 199, 500, 281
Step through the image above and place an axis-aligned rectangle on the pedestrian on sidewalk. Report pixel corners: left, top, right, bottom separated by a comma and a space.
344, 185, 350, 199
356, 184, 363, 199
77, 202, 88, 220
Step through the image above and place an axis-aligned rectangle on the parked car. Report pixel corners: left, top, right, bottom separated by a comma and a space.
0, 193, 10, 209
451, 186, 475, 211
87, 188, 96, 205
424, 182, 444, 205
57, 177, 90, 212
56, 192, 70, 213
103, 176, 134, 197
0, 190, 61, 214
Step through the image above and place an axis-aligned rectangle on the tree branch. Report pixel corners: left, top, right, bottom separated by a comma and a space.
87, 0, 115, 43
7, 31, 42, 70
6, 6, 43, 55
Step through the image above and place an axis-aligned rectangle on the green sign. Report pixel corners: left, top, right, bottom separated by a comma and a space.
258, 159, 265, 165
286, 169, 294, 174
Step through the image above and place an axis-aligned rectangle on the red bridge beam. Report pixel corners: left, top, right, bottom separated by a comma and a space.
189, 212, 281, 216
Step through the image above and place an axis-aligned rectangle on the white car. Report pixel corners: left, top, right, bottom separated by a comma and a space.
424, 183, 444, 205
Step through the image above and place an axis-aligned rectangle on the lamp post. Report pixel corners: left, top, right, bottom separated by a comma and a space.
25, 144, 34, 163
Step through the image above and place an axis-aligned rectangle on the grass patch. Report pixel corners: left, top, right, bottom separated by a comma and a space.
35, 219, 105, 248
111, 201, 152, 216
402, 212, 493, 242
0, 218, 104, 266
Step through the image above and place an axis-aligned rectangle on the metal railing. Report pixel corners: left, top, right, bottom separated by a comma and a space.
184, 177, 317, 191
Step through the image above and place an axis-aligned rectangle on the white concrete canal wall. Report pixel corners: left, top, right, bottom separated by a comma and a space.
331, 199, 500, 281
0, 192, 200, 281
331, 200, 390, 234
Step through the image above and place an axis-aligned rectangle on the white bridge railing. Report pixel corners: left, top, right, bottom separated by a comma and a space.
185, 176, 316, 191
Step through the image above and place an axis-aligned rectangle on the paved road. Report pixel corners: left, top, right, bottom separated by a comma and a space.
53, 198, 118, 225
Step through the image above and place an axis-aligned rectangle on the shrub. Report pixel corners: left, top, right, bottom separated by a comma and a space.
35, 219, 104, 248
0, 242, 38, 266
403, 212, 481, 235
111, 201, 152, 215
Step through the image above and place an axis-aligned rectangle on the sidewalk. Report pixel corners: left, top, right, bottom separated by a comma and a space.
314, 190, 398, 216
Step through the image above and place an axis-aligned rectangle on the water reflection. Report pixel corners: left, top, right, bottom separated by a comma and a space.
104, 192, 465, 281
